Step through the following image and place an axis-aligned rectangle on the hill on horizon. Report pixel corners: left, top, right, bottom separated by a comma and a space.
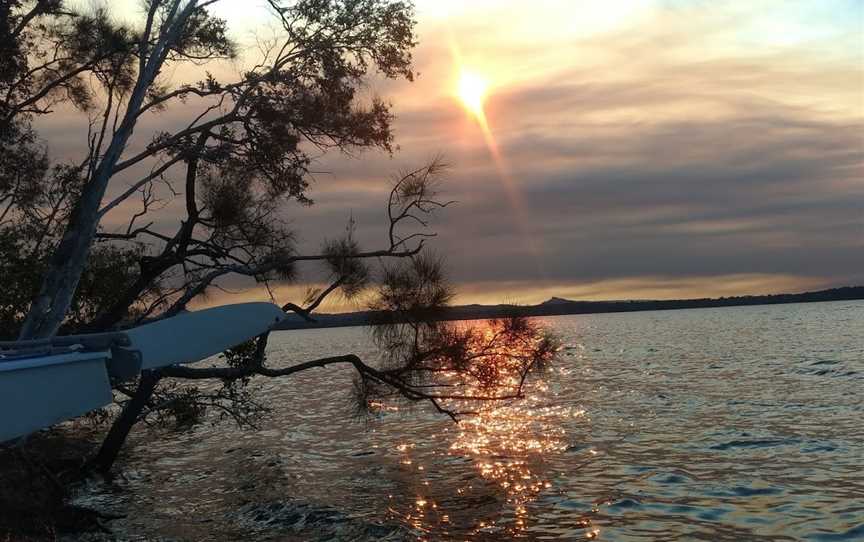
273, 285, 864, 330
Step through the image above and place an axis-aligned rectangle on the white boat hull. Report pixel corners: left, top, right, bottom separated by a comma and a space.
1, 302, 287, 442
0, 351, 113, 442
122, 302, 286, 370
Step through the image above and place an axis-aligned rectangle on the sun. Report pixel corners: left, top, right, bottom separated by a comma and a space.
457, 69, 489, 119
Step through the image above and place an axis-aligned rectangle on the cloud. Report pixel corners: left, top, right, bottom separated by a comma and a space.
25, 1, 864, 307
345, 6, 864, 298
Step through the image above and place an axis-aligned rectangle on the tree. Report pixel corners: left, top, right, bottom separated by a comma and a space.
8, 0, 415, 339
1, 0, 556, 481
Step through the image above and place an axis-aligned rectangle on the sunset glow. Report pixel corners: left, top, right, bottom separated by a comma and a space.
450, 56, 547, 283
37, 0, 864, 305
456, 69, 489, 120
4, 0, 864, 539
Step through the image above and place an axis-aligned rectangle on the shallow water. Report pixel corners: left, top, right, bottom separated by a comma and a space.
80, 301, 864, 541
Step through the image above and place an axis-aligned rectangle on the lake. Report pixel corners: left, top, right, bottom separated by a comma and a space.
79, 301, 864, 541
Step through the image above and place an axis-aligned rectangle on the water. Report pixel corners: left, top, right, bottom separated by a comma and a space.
78, 301, 864, 541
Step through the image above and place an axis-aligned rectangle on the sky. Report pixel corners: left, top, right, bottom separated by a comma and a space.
59, 1, 864, 309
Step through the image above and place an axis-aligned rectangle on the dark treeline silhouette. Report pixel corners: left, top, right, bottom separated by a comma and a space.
276, 286, 864, 329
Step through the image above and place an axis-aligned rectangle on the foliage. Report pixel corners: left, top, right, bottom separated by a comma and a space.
150, 256, 558, 431
0, 1, 558, 479
0, 163, 146, 337
361, 256, 559, 419
0, 0, 421, 338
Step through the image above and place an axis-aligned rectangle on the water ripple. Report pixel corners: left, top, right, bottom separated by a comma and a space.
75, 300, 864, 541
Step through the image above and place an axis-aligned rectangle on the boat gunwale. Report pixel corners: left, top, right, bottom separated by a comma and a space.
0, 350, 112, 371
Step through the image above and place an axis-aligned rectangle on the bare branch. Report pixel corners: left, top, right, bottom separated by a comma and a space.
97, 155, 185, 218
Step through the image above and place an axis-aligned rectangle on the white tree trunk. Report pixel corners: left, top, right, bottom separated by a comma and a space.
18, 0, 201, 339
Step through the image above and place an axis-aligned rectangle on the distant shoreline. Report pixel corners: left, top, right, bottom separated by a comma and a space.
274, 286, 864, 330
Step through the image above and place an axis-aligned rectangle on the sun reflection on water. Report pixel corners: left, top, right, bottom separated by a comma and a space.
387, 363, 590, 538
447, 375, 575, 537
376, 319, 605, 539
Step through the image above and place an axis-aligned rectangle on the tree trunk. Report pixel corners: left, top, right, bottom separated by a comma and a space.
18, 182, 111, 339
90, 370, 161, 473
85, 144, 205, 333
17, 1, 200, 340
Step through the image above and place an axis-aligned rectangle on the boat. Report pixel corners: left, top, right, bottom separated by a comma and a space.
0, 303, 286, 443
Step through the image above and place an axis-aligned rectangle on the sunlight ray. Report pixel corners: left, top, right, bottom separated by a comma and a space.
450, 39, 548, 281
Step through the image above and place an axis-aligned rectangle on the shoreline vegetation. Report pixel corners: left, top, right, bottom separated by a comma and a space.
275, 286, 864, 330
